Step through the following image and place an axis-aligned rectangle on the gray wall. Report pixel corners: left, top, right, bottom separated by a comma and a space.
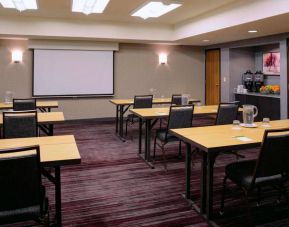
220, 47, 255, 102
0, 40, 205, 120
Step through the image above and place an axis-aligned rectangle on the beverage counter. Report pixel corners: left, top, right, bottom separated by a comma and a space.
234, 92, 280, 120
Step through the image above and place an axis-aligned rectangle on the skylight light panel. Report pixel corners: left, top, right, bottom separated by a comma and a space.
0, 0, 37, 11
131, 1, 182, 20
72, 0, 110, 15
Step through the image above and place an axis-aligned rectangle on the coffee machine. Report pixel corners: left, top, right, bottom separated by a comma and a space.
253, 71, 264, 92
242, 70, 254, 92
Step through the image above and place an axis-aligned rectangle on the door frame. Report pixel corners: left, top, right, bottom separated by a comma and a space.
205, 48, 221, 105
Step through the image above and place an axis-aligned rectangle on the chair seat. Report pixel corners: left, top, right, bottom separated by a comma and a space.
156, 129, 179, 142
226, 160, 283, 190
0, 185, 48, 225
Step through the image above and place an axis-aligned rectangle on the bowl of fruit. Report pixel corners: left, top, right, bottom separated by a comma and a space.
259, 85, 280, 94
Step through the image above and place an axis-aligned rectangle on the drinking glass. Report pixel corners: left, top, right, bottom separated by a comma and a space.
262, 117, 270, 127
232, 120, 241, 130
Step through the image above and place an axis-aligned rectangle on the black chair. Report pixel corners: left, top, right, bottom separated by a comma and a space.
153, 105, 194, 170
125, 95, 153, 136
216, 102, 245, 159
215, 102, 239, 125
171, 94, 182, 105
0, 145, 49, 226
13, 98, 36, 111
220, 128, 289, 222
3, 110, 38, 139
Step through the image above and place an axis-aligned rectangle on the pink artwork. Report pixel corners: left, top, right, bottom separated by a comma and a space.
263, 52, 280, 75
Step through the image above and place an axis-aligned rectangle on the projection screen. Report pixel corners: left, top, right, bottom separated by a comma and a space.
33, 49, 114, 97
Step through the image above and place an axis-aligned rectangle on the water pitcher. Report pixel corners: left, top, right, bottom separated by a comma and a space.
242, 105, 258, 125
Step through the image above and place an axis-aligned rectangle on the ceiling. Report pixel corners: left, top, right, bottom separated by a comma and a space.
0, 0, 289, 45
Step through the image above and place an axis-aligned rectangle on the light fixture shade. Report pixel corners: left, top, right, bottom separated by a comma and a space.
159, 53, 167, 64
131, 1, 181, 20
72, 0, 110, 15
12, 50, 23, 63
0, 0, 37, 11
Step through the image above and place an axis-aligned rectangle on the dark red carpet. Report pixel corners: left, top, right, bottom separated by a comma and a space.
10, 117, 289, 226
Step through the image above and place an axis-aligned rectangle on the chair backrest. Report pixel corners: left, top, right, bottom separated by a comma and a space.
13, 98, 36, 111
251, 128, 289, 186
133, 95, 153, 109
167, 105, 194, 134
0, 146, 42, 216
171, 94, 182, 105
3, 110, 38, 139
215, 102, 239, 125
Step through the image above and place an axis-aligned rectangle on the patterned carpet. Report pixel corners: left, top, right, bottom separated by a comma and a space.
9, 117, 289, 226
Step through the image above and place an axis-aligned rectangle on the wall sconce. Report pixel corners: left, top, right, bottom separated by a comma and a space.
159, 53, 167, 64
12, 50, 23, 63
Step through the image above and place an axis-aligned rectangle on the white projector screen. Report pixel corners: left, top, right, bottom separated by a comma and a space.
33, 49, 114, 97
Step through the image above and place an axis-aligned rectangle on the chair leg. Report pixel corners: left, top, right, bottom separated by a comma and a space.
257, 186, 262, 206
153, 136, 157, 159
178, 140, 182, 159
161, 144, 167, 170
220, 176, 228, 215
191, 148, 197, 167
125, 119, 128, 136
280, 184, 289, 207
242, 190, 253, 227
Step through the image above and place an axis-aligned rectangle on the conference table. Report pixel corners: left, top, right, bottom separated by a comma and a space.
0, 135, 81, 227
130, 105, 219, 168
170, 119, 289, 221
0, 112, 65, 136
109, 98, 200, 141
0, 100, 59, 112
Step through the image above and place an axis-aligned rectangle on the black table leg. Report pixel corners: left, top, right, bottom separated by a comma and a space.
185, 143, 191, 199
117, 105, 126, 142
138, 118, 142, 154
119, 105, 124, 137
206, 152, 218, 220
200, 151, 207, 214
115, 105, 119, 133
55, 166, 62, 227
143, 119, 154, 168
49, 124, 54, 136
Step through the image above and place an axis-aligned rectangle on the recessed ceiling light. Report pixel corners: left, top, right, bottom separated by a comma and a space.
131, 1, 182, 20
72, 0, 110, 15
248, 30, 258, 33
0, 0, 37, 11
203, 39, 210, 42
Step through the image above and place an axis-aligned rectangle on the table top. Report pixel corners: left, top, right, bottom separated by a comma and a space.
109, 98, 200, 105
0, 112, 65, 125
170, 119, 289, 152
0, 135, 81, 166
0, 101, 59, 110
130, 105, 219, 119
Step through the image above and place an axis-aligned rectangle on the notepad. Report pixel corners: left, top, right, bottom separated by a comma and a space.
234, 136, 254, 142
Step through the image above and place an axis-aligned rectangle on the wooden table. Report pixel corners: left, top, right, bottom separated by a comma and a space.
110, 98, 200, 141
0, 112, 65, 136
0, 135, 81, 227
170, 119, 289, 221
130, 105, 219, 168
0, 101, 59, 112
